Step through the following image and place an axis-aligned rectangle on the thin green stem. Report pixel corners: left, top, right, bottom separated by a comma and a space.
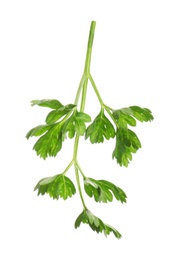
73, 136, 87, 210
89, 71, 118, 129
75, 166, 88, 210
74, 21, 96, 106
104, 107, 119, 128
73, 135, 80, 161
89, 74, 104, 105
74, 74, 86, 105
100, 106, 104, 115
80, 78, 88, 112
73, 135, 87, 209
103, 104, 113, 111
73, 21, 96, 210
62, 160, 74, 176
84, 21, 96, 74
60, 107, 76, 125
76, 162, 86, 178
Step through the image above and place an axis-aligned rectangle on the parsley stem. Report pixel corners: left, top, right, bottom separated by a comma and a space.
80, 21, 96, 111
73, 134, 79, 161
74, 74, 86, 105
103, 104, 113, 111
76, 162, 86, 178
74, 21, 96, 107
75, 166, 87, 210
104, 106, 119, 128
80, 78, 88, 112
73, 21, 97, 210
89, 73, 104, 105
73, 135, 87, 209
84, 21, 96, 74
63, 160, 74, 175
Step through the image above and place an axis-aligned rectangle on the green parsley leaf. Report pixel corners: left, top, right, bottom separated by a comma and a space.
112, 128, 141, 167
85, 111, 115, 143
112, 106, 154, 129
31, 99, 63, 109
62, 111, 91, 138
84, 177, 127, 203
112, 108, 136, 127
130, 106, 154, 122
75, 210, 122, 239
34, 174, 76, 200
33, 122, 63, 159
46, 104, 76, 124
110, 106, 153, 167
26, 125, 51, 139
26, 109, 91, 159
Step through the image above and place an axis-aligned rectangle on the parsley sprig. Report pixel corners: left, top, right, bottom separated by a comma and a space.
26, 21, 154, 238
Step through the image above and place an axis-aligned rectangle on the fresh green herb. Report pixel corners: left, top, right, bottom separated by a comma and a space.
75, 210, 122, 239
84, 178, 127, 203
85, 109, 115, 143
34, 173, 76, 200
26, 21, 154, 238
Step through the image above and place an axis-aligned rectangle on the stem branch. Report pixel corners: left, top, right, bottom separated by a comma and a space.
75, 166, 87, 210
104, 107, 119, 128
73, 21, 96, 209
76, 162, 86, 178
74, 74, 86, 105
84, 21, 96, 74
89, 74, 104, 105
63, 160, 74, 175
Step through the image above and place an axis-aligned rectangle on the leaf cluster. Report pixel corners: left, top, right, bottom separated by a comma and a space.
112, 128, 142, 166
26, 99, 91, 159
85, 110, 115, 143
84, 177, 127, 203
85, 106, 153, 167
75, 210, 122, 239
27, 100, 153, 167
111, 106, 154, 166
34, 173, 76, 200
26, 21, 154, 239
112, 106, 154, 128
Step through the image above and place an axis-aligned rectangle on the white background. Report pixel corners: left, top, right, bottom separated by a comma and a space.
0, 0, 184, 259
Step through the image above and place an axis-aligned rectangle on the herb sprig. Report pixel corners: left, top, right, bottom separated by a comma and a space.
26, 21, 154, 238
